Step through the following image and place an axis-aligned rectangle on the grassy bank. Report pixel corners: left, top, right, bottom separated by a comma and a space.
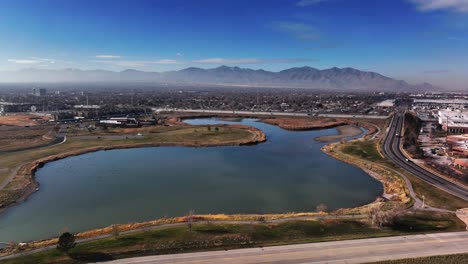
0, 124, 264, 213
1, 212, 463, 264
335, 138, 468, 211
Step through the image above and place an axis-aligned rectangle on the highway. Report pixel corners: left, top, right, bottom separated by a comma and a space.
382, 113, 468, 201
172, 109, 389, 119
104, 232, 468, 264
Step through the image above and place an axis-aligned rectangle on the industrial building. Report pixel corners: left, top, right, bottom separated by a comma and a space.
438, 110, 468, 134
413, 99, 468, 110
99, 117, 139, 127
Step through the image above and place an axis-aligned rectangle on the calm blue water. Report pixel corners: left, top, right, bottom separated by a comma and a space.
0, 118, 382, 242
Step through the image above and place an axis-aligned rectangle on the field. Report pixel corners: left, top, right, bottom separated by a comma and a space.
0, 114, 50, 126
0, 125, 56, 152
0, 114, 55, 152
1, 212, 464, 264
342, 140, 384, 162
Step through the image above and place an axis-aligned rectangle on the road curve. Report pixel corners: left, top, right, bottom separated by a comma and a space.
103, 232, 468, 264
382, 113, 468, 201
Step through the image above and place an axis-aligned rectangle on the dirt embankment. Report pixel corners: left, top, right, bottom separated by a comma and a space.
315, 125, 363, 142
164, 117, 191, 126
261, 117, 378, 138
261, 117, 348, 131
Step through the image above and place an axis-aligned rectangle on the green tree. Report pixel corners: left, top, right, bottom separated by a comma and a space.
57, 232, 76, 253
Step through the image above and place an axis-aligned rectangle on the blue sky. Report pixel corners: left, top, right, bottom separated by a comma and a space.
0, 0, 467, 88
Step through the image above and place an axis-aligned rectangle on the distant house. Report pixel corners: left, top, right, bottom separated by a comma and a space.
280, 103, 290, 110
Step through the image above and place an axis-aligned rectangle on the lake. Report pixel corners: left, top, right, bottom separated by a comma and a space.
0, 118, 382, 242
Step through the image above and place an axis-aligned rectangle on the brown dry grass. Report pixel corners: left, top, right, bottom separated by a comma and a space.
262, 117, 348, 130
315, 125, 363, 142
0, 125, 55, 151
0, 114, 50, 126
15, 212, 326, 251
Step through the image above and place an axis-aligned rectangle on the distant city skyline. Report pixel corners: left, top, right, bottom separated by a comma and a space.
1, 0, 467, 89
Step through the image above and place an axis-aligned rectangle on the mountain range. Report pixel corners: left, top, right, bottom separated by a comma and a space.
0, 66, 434, 91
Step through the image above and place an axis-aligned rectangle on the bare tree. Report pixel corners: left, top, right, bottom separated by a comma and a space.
187, 209, 195, 232
316, 203, 328, 213
111, 224, 120, 237
367, 203, 402, 228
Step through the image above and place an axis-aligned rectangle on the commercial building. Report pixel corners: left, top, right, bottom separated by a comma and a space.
99, 117, 139, 127
413, 99, 468, 110
32, 87, 47, 97
438, 110, 468, 134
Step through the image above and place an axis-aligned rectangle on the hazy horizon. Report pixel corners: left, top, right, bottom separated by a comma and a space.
1, 0, 468, 89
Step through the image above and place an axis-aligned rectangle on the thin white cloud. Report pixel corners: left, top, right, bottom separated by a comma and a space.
273, 22, 321, 40
176, 52, 183, 56
95, 55, 122, 59
296, 0, 326, 7
94, 57, 313, 68
448, 36, 464, 40
409, 0, 468, 12
7, 59, 40, 64
154, 59, 183, 64
193, 58, 262, 64
29, 57, 56, 64
94, 59, 185, 67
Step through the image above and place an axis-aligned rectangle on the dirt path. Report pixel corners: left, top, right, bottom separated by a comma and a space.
314, 125, 363, 142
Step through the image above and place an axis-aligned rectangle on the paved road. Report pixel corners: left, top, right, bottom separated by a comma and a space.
173, 109, 389, 119
0, 125, 67, 190
104, 232, 468, 264
382, 113, 468, 201
0, 125, 67, 154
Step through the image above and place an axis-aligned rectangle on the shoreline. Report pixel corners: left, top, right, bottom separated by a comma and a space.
321, 141, 411, 205
0, 124, 266, 215
315, 125, 363, 142
259, 116, 378, 139
0, 116, 389, 248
